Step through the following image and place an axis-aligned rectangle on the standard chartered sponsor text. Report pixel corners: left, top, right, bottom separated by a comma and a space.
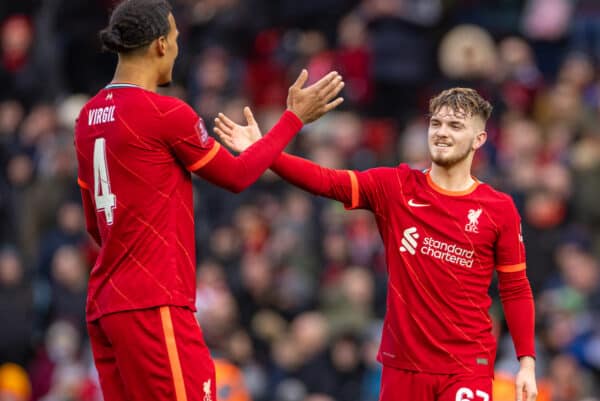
421, 236, 474, 268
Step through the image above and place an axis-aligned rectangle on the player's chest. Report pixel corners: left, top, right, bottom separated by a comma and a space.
385, 190, 498, 256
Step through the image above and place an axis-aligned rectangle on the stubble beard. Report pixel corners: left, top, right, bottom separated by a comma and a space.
430, 139, 474, 168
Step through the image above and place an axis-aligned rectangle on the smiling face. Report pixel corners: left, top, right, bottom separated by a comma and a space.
427, 106, 487, 168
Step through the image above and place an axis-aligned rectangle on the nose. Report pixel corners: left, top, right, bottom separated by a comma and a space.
434, 126, 450, 138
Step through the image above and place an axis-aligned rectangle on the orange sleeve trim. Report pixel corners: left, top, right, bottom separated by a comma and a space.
347, 170, 359, 208
159, 307, 189, 401
496, 263, 526, 273
77, 177, 90, 190
186, 142, 221, 171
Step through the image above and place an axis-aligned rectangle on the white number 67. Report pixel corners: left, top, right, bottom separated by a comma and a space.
456, 387, 489, 401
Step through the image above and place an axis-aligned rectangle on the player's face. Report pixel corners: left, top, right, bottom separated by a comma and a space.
427, 106, 486, 168
157, 13, 179, 87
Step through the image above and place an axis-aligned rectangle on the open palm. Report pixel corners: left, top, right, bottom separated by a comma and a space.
214, 107, 263, 153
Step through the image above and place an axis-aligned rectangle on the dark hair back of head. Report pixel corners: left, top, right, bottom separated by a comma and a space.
99, 0, 172, 54
429, 88, 493, 122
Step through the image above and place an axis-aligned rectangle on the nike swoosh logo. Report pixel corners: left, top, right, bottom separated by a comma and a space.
408, 199, 430, 207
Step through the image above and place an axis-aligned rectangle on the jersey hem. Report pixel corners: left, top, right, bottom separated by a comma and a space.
86, 300, 196, 323
378, 357, 493, 377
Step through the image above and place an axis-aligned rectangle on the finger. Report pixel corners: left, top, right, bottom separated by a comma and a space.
243, 106, 256, 126
322, 97, 344, 113
214, 118, 233, 136
526, 384, 538, 401
515, 381, 523, 401
213, 126, 231, 141
308, 71, 339, 92
216, 113, 236, 130
320, 79, 345, 102
290, 69, 309, 90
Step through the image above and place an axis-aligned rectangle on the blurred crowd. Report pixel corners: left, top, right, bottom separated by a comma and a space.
1, 0, 600, 400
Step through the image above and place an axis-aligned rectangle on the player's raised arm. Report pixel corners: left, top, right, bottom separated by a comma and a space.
214, 107, 361, 208
191, 69, 344, 193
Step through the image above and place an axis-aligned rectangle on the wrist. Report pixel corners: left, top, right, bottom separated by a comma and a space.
283, 109, 304, 128
519, 355, 535, 369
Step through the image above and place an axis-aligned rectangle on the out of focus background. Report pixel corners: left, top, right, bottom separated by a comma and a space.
1, 0, 600, 400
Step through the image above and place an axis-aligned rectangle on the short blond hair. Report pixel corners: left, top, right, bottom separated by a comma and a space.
429, 87, 492, 122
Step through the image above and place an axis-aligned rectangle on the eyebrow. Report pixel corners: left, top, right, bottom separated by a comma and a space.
429, 116, 466, 127
429, 115, 466, 122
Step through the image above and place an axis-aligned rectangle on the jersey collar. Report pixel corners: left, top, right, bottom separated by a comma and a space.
105, 83, 141, 89
424, 170, 480, 196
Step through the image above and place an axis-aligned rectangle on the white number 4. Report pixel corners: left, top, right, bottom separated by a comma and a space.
93, 138, 116, 225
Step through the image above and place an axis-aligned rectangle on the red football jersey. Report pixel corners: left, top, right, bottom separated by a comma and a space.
346, 164, 526, 376
75, 83, 220, 321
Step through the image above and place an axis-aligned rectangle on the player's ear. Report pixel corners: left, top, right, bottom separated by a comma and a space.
473, 130, 487, 150
156, 36, 168, 57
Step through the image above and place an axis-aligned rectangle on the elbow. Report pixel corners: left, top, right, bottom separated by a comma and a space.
228, 182, 247, 194
220, 180, 247, 194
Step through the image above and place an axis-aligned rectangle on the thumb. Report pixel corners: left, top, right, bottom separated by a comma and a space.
290, 69, 308, 91
243, 106, 256, 126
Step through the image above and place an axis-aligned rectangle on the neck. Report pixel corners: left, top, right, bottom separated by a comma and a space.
428, 160, 475, 192
112, 56, 159, 92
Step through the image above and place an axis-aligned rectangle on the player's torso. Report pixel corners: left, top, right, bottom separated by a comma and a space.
379, 169, 499, 294
374, 167, 502, 375
75, 85, 196, 320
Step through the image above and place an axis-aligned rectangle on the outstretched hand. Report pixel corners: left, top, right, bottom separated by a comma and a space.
214, 106, 262, 153
286, 69, 344, 124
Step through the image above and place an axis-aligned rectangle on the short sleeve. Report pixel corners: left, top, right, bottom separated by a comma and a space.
495, 197, 527, 272
161, 101, 220, 171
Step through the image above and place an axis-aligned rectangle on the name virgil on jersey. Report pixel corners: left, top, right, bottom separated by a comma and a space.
88, 106, 116, 126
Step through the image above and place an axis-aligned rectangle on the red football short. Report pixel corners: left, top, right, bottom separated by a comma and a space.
88, 306, 216, 401
379, 365, 492, 401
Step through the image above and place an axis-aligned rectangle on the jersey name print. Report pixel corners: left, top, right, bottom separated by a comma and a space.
88, 106, 116, 125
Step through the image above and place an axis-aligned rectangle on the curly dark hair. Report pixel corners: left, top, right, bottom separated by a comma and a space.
99, 0, 172, 54
429, 87, 493, 122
